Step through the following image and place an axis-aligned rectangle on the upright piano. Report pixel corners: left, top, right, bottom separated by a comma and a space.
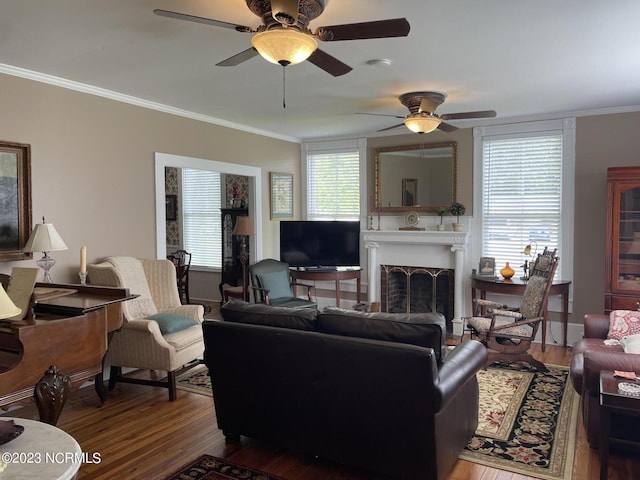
0, 284, 134, 425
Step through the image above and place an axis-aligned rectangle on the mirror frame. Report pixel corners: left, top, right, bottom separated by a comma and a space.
374, 141, 457, 213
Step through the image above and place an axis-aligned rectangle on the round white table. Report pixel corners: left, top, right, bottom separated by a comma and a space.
0, 417, 81, 479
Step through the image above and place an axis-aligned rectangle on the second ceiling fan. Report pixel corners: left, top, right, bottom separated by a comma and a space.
154, 0, 410, 77
361, 92, 497, 134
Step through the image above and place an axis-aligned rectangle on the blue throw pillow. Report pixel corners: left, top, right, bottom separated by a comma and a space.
147, 313, 198, 334
257, 270, 292, 300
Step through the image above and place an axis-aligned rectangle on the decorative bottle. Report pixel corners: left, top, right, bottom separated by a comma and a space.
500, 262, 515, 280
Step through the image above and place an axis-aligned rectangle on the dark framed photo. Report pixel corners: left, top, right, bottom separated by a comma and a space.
0, 141, 32, 262
165, 194, 177, 221
478, 257, 496, 276
402, 178, 417, 206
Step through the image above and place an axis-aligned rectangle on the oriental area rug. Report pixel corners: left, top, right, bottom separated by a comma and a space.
176, 366, 212, 396
164, 455, 284, 480
458, 361, 579, 480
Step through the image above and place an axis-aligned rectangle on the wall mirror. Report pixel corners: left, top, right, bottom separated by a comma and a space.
375, 142, 457, 213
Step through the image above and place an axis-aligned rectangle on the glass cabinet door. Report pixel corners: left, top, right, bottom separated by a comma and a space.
614, 184, 640, 292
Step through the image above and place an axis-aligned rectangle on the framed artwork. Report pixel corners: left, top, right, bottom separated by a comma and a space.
402, 178, 417, 206
0, 141, 32, 262
165, 194, 177, 221
270, 172, 293, 220
478, 257, 496, 276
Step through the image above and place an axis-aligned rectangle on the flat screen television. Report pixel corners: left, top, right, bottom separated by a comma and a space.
279, 220, 360, 269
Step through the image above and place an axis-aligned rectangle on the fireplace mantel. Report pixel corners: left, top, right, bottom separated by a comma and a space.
362, 230, 469, 330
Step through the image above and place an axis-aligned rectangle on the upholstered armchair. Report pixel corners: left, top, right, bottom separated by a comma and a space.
466, 249, 559, 372
248, 259, 316, 309
88, 256, 204, 400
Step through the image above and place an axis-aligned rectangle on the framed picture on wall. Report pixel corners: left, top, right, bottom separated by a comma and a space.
270, 172, 293, 220
402, 178, 417, 206
165, 194, 177, 221
0, 141, 32, 262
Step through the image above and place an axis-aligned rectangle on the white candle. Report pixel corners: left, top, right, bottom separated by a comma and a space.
80, 246, 87, 274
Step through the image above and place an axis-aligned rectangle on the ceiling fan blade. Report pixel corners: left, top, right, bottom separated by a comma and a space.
314, 18, 410, 41
271, 0, 300, 25
153, 9, 254, 32
437, 122, 459, 132
216, 48, 259, 67
307, 49, 352, 76
357, 112, 405, 119
378, 123, 405, 132
440, 110, 497, 120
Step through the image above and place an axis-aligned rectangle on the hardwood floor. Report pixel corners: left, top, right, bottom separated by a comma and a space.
3, 343, 639, 479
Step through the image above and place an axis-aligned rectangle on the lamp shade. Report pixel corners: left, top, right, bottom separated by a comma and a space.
404, 113, 441, 134
251, 28, 317, 66
23, 223, 68, 253
0, 285, 20, 320
232, 216, 254, 237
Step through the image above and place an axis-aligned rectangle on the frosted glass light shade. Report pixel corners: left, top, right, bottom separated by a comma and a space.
23, 223, 68, 253
404, 113, 441, 134
251, 28, 317, 66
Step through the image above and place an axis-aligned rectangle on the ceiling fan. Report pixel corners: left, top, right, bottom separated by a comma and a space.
154, 0, 410, 76
360, 91, 497, 134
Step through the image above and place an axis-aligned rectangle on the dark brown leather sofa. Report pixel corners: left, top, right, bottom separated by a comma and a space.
570, 313, 640, 448
202, 300, 487, 480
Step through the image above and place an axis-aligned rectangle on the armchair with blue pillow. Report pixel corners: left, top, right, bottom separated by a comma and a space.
248, 259, 316, 309
87, 256, 204, 400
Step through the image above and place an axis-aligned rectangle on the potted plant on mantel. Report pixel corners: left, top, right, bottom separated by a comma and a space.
450, 202, 466, 231
436, 207, 447, 231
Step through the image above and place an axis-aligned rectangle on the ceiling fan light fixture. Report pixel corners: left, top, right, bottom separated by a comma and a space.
251, 28, 318, 66
404, 112, 441, 134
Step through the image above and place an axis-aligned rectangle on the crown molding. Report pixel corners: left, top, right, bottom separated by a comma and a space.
0, 63, 301, 144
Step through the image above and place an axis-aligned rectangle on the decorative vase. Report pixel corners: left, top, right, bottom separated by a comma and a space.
500, 262, 515, 280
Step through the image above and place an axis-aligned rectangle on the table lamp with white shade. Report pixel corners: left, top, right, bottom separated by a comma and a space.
0, 284, 20, 320
23, 217, 68, 283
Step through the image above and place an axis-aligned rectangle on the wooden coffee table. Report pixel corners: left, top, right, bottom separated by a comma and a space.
599, 371, 640, 480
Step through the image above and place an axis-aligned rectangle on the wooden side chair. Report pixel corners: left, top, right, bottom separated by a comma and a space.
167, 249, 191, 304
466, 248, 559, 372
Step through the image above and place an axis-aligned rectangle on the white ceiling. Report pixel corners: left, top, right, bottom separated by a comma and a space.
2, 0, 640, 142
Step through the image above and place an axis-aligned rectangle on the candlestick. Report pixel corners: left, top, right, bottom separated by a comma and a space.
80, 245, 87, 274
377, 198, 381, 230
79, 271, 87, 286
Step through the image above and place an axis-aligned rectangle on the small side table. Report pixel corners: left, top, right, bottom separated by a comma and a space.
0, 417, 82, 479
599, 371, 640, 480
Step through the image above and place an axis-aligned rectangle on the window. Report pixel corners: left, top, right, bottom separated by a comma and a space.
474, 119, 575, 280
303, 139, 365, 221
182, 168, 222, 268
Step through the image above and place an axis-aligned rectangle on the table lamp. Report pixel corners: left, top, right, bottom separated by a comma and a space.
23, 217, 68, 283
0, 284, 20, 320
232, 216, 254, 300
520, 241, 538, 280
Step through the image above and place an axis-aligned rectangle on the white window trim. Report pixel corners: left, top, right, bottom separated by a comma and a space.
471, 118, 575, 311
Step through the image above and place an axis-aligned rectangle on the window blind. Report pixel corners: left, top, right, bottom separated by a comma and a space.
482, 134, 562, 273
306, 151, 360, 220
182, 168, 222, 268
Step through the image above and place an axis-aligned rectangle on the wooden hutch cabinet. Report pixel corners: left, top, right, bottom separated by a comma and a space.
219, 208, 249, 300
605, 167, 640, 312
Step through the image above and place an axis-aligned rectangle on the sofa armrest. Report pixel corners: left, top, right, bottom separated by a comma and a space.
584, 314, 610, 339
434, 340, 487, 410
583, 349, 640, 394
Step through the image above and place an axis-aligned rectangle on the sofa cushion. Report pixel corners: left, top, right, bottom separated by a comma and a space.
147, 313, 198, 335
621, 333, 640, 354
608, 310, 640, 340
317, 307, 445, 361
257, 270, 292, 300
220, 299, 317, 331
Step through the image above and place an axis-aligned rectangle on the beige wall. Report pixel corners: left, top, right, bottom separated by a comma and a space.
0, 73, 300, 284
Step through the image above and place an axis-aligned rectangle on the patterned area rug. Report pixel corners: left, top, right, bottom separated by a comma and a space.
459, 361, 579, 480
165, 455, 284, 480
176, 365, 212, 396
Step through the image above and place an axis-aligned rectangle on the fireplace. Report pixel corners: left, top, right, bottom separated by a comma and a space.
362, 229, 469, 336
381, 265, 455, 334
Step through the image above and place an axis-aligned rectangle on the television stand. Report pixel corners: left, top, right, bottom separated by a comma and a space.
290, 268, 361, 308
